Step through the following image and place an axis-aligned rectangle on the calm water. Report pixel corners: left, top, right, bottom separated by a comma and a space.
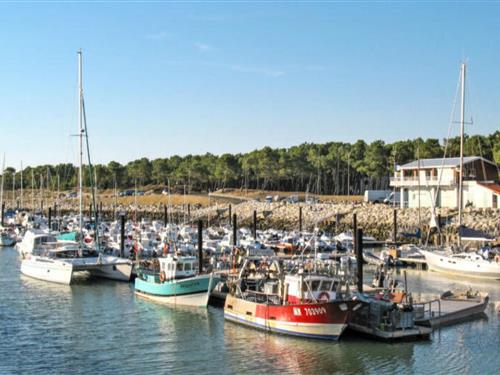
1, 247, 499, 375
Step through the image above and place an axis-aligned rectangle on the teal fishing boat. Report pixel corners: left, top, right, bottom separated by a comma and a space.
135, 254, 218, 307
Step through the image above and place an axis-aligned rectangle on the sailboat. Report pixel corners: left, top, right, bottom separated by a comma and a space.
419, 62, 500, 280
20, 50, 133, 284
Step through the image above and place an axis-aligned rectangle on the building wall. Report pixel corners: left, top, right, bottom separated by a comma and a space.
440, 188, 457, 208
408, 188, 435, 208
463, 182, 494, 208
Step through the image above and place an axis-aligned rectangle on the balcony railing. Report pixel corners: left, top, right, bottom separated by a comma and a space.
389, 176, 456, 187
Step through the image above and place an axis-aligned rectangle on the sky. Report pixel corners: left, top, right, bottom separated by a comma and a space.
0, 1, 499, 168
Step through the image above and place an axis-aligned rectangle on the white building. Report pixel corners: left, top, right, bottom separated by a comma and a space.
390, 156, 499, 209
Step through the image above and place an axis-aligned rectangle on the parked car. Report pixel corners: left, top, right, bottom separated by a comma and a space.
363, 190, 391, 203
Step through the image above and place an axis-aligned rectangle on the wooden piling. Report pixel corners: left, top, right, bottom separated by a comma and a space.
355, 228, 363, 293
120, 214, 125, 258
48, 207, 52, 229
393, 209, 397, 243
198, 220, 203, 274
253, 210, 257, 239
232, 213, 237, 246
299, 206, 303, 232
353, 213, 357, 251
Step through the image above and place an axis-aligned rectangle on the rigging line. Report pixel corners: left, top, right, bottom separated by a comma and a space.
82, 97, 100, 250
433, 66, 462, 210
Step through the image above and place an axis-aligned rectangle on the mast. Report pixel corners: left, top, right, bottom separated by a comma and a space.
78, 50, 84, 250
31, 169, 34, 210
20, 162, 23, 209
12, 169, 15, 208
417, 145, 421, 229
458, 62, 466, 246
0, 155, 5, 218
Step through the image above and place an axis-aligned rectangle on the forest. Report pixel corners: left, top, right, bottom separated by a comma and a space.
2, 132, 499, 196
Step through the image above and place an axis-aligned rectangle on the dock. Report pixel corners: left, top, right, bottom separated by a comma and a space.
348, 322, 432, 341
397, 257, 427, 270
414, 292, 489, 328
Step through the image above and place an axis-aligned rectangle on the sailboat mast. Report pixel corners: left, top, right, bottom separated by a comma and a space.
78, 50, 84, 248
458, 62, 466, 246
0, 155, 5, 216
20, 162, 23, 209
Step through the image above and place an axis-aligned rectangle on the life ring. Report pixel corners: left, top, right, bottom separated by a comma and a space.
318, 292, 330, 302
159, 271, 166, 283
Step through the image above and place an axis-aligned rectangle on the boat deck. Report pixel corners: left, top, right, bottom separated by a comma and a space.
414, 296, 489, 328
348, 322, 432, 341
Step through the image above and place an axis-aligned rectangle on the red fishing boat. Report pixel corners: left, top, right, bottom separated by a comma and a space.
224, 258, 361, 340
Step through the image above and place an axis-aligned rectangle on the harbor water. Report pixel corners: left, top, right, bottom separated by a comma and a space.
1, 247, 499, 375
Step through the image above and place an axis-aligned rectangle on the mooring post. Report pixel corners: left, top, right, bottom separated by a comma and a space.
356, 228, 364, 293
164, 204, 168, 226
188, 203, 191, 219
229, 204, 232, 225
253, 210, 257, 239
299, 206, 303, 232
352, 213, 357, 252
198, 220, 203, 274
232, 213, 237, 246
437, 214, 442, 246
1, 202, 4, 227
393, 209, 397, 243
48, 207, 52, 229
120, 213, 125, 258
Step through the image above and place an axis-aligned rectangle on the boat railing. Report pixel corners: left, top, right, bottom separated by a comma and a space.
414, 299, 441, 318
242, 290, 282, 305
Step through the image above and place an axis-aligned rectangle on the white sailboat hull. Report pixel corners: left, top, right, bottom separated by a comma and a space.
88, 262, 133, 281
21, 255, 132, 285
21, 258, 73, 285
421, 250, 500, 280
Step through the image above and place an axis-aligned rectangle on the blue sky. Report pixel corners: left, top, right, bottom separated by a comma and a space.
0, 2, 499, 168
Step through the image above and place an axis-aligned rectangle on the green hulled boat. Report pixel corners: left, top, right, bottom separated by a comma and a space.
134, 254, 218, 307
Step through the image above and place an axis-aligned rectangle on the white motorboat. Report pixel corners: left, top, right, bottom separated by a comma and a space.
419, 249, 500, 280
21, 245, 132, 285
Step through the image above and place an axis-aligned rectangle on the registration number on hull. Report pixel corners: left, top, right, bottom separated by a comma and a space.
293, 307, 327, 316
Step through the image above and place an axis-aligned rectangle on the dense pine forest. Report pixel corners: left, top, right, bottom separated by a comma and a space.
2, 132, 499, 195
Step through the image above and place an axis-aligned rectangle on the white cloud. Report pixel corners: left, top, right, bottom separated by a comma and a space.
230, 65, 285, 77
146, 32, 170, 40
194, 42, 213, 52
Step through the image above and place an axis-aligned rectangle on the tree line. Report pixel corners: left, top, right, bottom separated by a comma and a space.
2, 132, 498, 196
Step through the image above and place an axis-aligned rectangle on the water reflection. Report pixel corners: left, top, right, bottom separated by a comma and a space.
1, 247, 499, 375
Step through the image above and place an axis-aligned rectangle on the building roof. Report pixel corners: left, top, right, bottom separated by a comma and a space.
398, 156, 496, 170
478, 183, 500, 195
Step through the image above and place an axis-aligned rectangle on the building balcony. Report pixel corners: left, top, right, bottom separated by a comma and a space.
389, 176, 457, 187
